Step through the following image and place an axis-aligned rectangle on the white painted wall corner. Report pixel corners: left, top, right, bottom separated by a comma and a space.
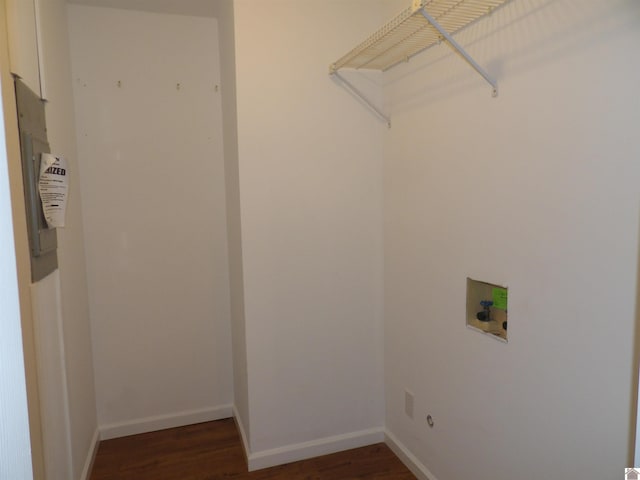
232, 405, 250, 464
79, 428, 99, 480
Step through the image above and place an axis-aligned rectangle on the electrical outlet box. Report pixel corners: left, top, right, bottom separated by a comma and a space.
466, 278, 508, 342
404, 390, 414, 419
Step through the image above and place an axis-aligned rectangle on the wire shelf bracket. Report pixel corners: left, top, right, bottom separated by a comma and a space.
329, 0, 507, 124
332, 71, 391, 128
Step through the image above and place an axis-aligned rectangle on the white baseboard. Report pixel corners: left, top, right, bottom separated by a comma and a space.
99, 404, 233, 440
384, 429, 438, 480
247, 427, 385, 471
232, 405, 250, 464
79, 427, 99, 480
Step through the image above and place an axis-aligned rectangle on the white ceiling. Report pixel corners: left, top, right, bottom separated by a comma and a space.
66, 0, 220, 18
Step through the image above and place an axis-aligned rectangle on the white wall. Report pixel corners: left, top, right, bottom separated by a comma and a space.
30, 271, 73, 479
3, 1, 99, 478
233, 0, 386, 466
383, 1, 640, 479
68, 0, 217, 18
0, 145, 33, 480
0, 2, 45, 475
68, 5, 233, 436
0, 13, 33, 474
0, 207, 34, 475
213, 0, 250, 447
5, 0, 40, 94
36, 1, 99, 478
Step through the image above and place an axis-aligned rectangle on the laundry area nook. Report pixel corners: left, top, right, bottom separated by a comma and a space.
466, 278, 508, 341
0, 1, 639, 480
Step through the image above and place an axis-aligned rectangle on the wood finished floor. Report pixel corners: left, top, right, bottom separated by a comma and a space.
89, 418, 416, 480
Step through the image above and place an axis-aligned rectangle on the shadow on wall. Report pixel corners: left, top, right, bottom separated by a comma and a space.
383, 0, 639, 112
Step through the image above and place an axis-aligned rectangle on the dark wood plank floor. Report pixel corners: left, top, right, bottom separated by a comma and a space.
89, 418, 416, 480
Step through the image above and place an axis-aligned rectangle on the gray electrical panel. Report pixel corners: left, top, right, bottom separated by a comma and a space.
15, 77, 58, 282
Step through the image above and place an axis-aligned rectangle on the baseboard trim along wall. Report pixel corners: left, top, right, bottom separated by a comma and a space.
247, 427, 385, 471
80, 428, 100, 480
232, 405, 251, 464
99, 404, 233, 440
384, 430, 438, 480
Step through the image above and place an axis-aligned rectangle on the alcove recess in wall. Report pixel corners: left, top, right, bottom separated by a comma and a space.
466, 278, 508, 342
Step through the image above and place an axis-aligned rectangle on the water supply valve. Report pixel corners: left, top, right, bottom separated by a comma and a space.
476, 300, 493, 322
466, 278, 508, 341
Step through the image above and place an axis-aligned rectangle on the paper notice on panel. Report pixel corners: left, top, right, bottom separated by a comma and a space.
38, 153, 68, 228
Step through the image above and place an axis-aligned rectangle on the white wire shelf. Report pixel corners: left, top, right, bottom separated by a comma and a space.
331, 0, 507, 73
330, 0, 508, 125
